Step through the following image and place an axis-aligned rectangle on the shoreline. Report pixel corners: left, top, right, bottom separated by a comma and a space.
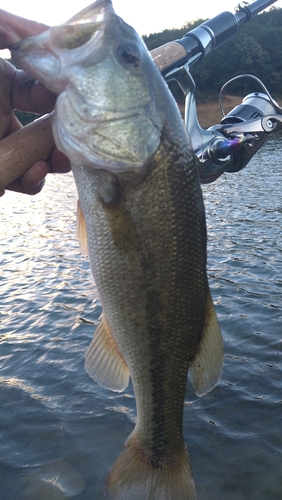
181, 94, 282, 129
179, 95, 242, 129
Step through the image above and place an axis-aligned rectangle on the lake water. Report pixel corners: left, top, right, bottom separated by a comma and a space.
0, 137, 281, 500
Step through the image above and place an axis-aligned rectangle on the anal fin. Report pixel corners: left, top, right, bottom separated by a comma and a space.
85, 314, 130, 392
189, 289, 223, 397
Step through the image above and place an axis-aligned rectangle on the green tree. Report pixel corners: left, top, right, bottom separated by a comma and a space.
143, 8, 282, 98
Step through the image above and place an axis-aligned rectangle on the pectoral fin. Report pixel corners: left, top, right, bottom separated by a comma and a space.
85, 314, 130, 392
77, 200, 88, 257
189, 289, 223, 397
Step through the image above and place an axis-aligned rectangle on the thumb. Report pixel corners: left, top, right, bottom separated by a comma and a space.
0, 9, 49, 49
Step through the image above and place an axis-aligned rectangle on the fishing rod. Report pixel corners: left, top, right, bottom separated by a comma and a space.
151, 0, 278, 76
0, 0, 281, 190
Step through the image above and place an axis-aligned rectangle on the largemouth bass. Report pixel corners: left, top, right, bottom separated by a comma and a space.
12, 1, 223, 498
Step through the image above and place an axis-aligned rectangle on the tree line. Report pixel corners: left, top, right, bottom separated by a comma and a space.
143, 7, 282, 100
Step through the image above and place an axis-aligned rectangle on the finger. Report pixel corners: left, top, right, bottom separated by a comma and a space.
12, 70, 57, 114
50, 148, 71, 173
0, 114, 54, 190
0, 9, 49, 49
6, 160, 48, 195
21, 160, 48, 194
0, 58, 18, 137
4, 112, 23, 137
0, 58, 56, 118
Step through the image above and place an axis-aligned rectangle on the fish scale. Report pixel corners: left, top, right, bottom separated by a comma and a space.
72, 138, 205, 464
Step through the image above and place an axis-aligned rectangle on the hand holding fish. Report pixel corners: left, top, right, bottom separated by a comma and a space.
0, 9, 70, 196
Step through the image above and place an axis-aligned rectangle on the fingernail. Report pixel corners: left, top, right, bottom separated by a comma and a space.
21, 177, 45, 195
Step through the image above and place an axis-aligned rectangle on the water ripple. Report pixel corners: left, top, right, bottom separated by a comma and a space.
0, 140, 282, 499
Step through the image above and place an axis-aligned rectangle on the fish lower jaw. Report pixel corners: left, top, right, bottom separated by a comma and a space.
53, 122, 146, 173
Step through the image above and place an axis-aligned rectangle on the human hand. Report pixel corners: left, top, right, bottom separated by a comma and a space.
0, 10, 70, 196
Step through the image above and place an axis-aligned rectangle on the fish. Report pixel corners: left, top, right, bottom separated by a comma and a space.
11, 1, 224, 498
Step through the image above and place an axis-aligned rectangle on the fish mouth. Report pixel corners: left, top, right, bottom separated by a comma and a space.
11, 0, 162, 173
11, 0, 115, 94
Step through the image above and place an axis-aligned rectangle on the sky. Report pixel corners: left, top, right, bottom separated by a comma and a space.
0, 0, 281, 58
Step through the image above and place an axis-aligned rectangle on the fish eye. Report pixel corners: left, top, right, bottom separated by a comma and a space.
117, 43, 140, 69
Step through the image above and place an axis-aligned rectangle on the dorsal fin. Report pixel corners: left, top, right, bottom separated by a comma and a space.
85, 314, 130, 392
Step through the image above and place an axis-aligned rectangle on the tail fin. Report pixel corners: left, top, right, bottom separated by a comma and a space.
104, 433, 197, 500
